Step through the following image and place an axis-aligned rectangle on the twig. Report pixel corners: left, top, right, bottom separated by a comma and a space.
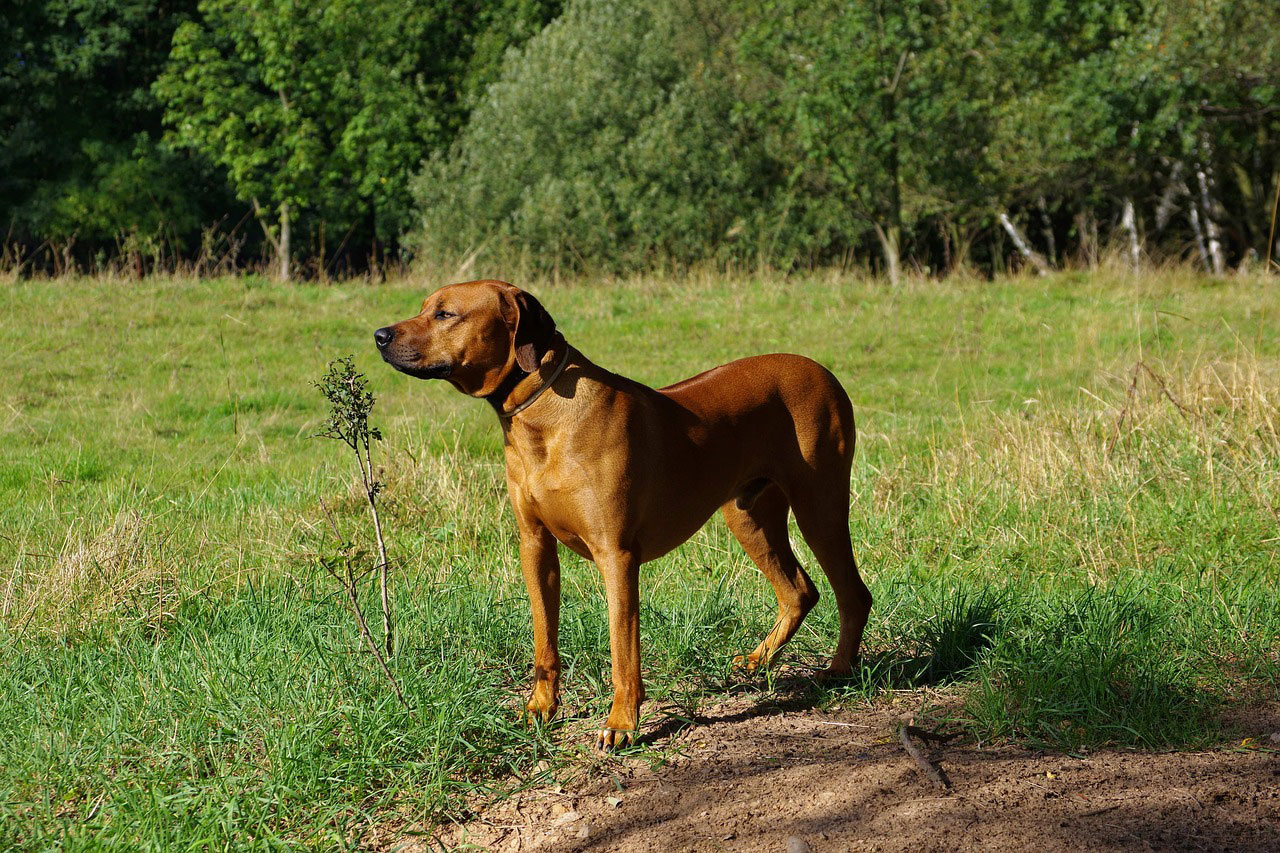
315, 358, 406, 707
1139, 361, 1192, 419
317, 497, 344, 540
1107, 362, 1143, 455
360, 423, 393, 658
1106, 359, 1192, 456
333, 557, 414, 717
899, 719, 951, 790
903, 724, 960, 745
1079, 803, 1122, 818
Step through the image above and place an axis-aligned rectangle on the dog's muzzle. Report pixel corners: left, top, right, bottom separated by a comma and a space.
374, 326, 452, 379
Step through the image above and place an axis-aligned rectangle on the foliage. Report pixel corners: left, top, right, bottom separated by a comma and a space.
414, 0, 767, 271
316, 355, 399, 662
316, 355, 383, 453
5, 0, 1279, 275
419, 0, 1280, 275
6, 0, 557, 275
739, 0, 999, 279
0, 0, 228, 264
155, 0, 448, 275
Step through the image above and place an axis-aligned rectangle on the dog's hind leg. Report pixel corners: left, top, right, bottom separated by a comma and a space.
722, 484, 820, 672
789, 484, 871, 677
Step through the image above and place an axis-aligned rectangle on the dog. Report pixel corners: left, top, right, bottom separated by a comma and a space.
375, 280, 871, 749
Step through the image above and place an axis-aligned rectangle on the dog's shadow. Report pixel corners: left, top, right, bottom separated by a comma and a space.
638, 590, 1002, 746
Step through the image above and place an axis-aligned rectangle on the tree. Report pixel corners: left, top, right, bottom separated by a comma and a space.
739, 0, 994, 282
415, 0, 773, 273
0, 0, 222, 270
156, 0, 464, 279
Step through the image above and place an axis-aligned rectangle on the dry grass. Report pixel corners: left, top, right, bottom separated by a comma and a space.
3, 510, 180, 638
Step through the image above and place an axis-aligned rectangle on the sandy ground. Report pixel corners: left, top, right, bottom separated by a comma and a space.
423, 693, 1280, 852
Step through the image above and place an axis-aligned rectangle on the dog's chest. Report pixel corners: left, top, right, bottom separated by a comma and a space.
504, 429, 623, 555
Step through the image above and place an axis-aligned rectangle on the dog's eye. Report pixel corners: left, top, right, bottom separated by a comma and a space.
433, 309, 456, 320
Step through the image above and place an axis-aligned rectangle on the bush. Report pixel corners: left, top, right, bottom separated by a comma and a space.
413, 0, 783, 273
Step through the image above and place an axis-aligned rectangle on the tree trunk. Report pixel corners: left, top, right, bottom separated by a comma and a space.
1155, 162, 1185, 233
1120, 197, 1140, 272
1267, 177, 1280, 274
1075, 209, 1099, 269
1037, 196, 1057, 266
1189, 204, 1211, 272
948, 221, 978, 275
1195, 164, 1225, 275
367, 206, 383, 282
877, 42, 905, 286
998, 212, 1050, 275
318, 220, 327, 283
1194, 135, 1226, 274
939, 219, 952, 274
873, 222, 901, 285
278, 200, 291, 281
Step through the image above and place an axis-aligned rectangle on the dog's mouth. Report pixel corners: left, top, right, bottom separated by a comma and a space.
380, 350, 453, 380
400, 360, 453, 380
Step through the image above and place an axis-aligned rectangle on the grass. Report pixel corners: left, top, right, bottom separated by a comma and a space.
1, 266, 1278, 846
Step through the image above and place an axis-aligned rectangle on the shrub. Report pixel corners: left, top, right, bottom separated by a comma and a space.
413, 0, 783, 273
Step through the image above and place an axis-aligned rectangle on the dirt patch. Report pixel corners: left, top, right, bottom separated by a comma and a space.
431, 697, 1280, 852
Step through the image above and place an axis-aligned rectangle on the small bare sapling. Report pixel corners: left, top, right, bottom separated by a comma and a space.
315, 356, 409, 710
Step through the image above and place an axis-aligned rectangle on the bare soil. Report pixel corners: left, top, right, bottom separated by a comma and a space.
430, 696, 1280, 852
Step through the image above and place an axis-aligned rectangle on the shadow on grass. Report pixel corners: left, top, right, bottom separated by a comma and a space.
965, 588, 1217, 750
642, 584, 1228, 752
639, 589, 1003, 745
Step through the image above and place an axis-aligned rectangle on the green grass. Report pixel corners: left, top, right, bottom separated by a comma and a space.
2, 267, 1278, 847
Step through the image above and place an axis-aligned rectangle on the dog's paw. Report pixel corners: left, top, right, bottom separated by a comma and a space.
525, 704, 558, 725
731, 653, 764, 674
525, 689, 559, 723
594, 727, 633, 752
814, 662, 856, 683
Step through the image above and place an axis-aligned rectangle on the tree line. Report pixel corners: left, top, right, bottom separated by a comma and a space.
4, 0, 1278, 280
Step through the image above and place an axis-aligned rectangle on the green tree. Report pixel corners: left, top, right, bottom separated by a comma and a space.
0, 0, 220, 270
739, 0, 1004, 281
157, 0, 470, 279
986, 0, 1279, 270
416, 0, 783, 272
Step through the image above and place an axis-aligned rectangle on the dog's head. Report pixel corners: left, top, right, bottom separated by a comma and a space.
374, 279, 557, 397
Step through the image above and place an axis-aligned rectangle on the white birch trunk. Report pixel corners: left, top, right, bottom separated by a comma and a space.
872, 222, 901, 285
252, 196, 291, 281
1189, 204, 1211, 272
1195, 163, 1225, 275
998, 212, 1050, 275
1120, 197, 1140, 272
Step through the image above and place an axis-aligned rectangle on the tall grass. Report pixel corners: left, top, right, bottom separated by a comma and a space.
1, 268, 1277, 845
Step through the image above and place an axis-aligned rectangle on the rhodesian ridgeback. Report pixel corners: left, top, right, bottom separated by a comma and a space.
375, 280, 872, 749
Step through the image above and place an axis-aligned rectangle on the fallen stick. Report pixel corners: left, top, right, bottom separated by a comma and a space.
903, 725, 960, 745
899, 720, 952, 791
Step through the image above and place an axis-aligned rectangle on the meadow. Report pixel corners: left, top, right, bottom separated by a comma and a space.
1, 267, 1277, 848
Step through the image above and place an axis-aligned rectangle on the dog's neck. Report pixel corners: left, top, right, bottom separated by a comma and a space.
486, 333, 569, 418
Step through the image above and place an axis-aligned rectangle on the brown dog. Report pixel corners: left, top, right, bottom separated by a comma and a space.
375, 280, 871, 749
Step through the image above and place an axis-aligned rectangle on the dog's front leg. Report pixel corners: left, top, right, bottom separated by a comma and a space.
595, 549, 643, 750
520, 526, 561, 722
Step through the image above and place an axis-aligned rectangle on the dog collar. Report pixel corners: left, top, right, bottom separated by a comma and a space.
497, 347, 571, 419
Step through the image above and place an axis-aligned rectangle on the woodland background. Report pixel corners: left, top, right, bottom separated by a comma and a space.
4, 0, 1279, 282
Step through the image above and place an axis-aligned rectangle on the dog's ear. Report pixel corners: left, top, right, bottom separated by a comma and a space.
504, 288, 557, 373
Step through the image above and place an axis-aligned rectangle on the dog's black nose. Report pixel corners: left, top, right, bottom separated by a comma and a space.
374, 327, 395, 348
